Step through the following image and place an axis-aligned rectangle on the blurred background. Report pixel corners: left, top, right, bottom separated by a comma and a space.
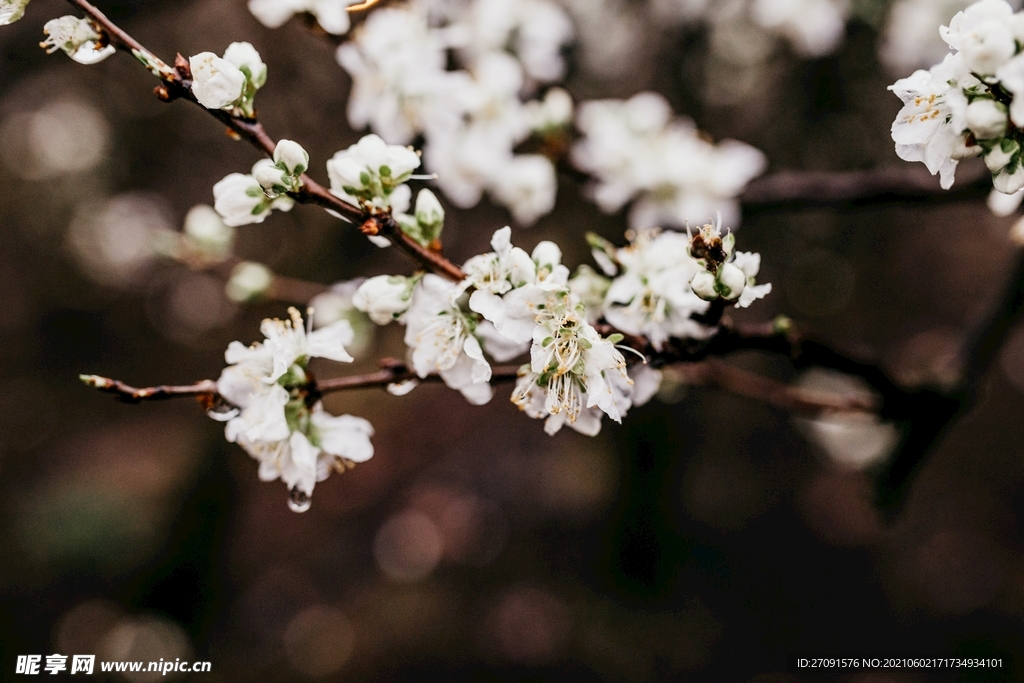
2, 0, 1024, 681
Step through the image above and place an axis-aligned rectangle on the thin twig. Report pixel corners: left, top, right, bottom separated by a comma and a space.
79, 374, 218, 403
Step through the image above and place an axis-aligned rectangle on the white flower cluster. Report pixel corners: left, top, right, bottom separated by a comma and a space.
889, 0, 1024, 195
0, 0, 30, 25
333, 0, 573, 225
572, 92, 767, 231
213, 133, 448, 252
189, 42, 267, 116
40, 16, 115, 64
248, 0, 360, 35
213, 308, 373, 511
351, 223, 771, 436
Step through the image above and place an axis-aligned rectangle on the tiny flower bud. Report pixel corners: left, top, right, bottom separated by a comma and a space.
253, 158, 291, 195
966, 99, 1008, 139
222, 41, 267, 89
985, 138, 1019, 172
690, 270, 718, 301
352, 274, 415, 325
531, 240, 562, 268
225, 261, 273, 302
414, 189, 444, 233
189, 51, 246, 110
273, 139, 309, 176
184, 204, 234, 260
717, 263, 747, 300
994, 163, 1024, 194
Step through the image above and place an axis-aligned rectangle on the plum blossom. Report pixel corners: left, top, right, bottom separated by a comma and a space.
404, 274, 494, 405
213, 161, 295, 226
214, 308, 372, 510
189, 52, 246, 110
601, 228, 713, 350
40, 16, 116, 64
353, 274, 418, 324
573, 92, 766, 230
248, 0, 360, 34
0, 0, 30, 25
889, 54, 975, 190
327, 134, 420, 210
511, 290, 631, 435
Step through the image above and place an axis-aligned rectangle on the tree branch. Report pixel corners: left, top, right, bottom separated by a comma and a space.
79, 374, 218, 403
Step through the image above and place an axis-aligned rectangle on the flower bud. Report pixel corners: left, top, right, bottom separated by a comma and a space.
184, 204, 234, 259
414, 189, 444, 235
0, 0, 30, 25
352, 275, 414, 325
189, 52, 246, 110
967, 99, 1008, 139
985, 138, 1019, 172
960, 20, 1016, 75
717, 263, 747, 300
213, 172, 268, 226
690, 270, 718, 301
222, 41, 267, 89
225, 261, 273, 302
253, 158, 290, 195
994, 164, 1024, 194
273, 139, 309, 176
531, 241, 562, 269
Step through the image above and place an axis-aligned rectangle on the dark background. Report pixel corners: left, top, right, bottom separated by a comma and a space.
1, 0, 1024, 681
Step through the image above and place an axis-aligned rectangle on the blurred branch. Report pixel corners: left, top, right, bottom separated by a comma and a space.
740, 164, 991, 210
63, 0, 466, 283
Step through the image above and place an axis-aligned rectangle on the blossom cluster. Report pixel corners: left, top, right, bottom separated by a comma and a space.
572, 92, 768, 231
331, 0, 573, 226
889, 0, 1024, 198
212, 308, 374, 511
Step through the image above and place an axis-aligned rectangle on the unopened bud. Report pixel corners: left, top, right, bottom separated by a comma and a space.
226, 261, 272, 302
184, 204, 234, 260
690, 270, 718, 301
966, 99, 1008, 139
985, 138, 1019, 172
273, 139, 309, 176
414, 188, 444, 236
253, 158, 290, 195
717, 263, 747, 300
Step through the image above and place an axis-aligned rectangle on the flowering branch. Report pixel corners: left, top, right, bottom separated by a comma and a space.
81, 357, 875, 418
63, 0, 466, 282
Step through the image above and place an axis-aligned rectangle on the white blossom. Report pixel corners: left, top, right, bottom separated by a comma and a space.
404, 274, 493, 404
40, 16, 116, 64
327, 134, 421, 209
573, 92, 765, 230
274, 139, 309, 176
222, 41, 267, 88
189, 52, 246, 110
249, 0, 359, 34
511, 291, 631, 435
353, 274, 417, 324
749, 0, 850, 58
0, 0, 30, 25
966, 98, 1009, 139
732, 251, 773, 308
889, 53, 975, 190
213, 163, 294, 226
214, 310, 373, 510
602, 229, 711, 350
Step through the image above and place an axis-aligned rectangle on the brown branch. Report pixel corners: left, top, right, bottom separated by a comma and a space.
79, 374, 218, 403
676, 358, 877, 416
62, 0, 466, 283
